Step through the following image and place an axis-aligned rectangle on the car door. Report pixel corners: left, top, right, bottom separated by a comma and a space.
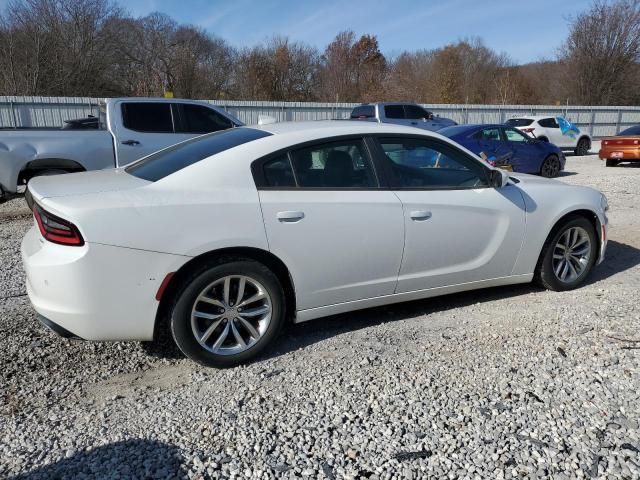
371, 135, 526, 292
404, 105, 441, 131
113, 102, 235, 166
503, 127, 536, 172
473, 127, 514, 163
255, 137, 405, 311
539, 117, 566, 147
381, 104, 408, 127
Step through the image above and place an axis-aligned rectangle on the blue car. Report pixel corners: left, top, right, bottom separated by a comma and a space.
438, 124, 565, 178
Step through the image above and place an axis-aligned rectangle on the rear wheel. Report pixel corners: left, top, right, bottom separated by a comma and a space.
605, 159, 619, 167
537, 136, 549, 142
540, 154, 561, 178
170, 259, 285, 368
536, 216, 597, 291
575, 138, 590, 156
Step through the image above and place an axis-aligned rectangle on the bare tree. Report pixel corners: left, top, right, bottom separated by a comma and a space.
562, 0, 640, 105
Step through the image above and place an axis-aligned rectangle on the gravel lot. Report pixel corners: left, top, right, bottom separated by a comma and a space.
1, 152, 639, 479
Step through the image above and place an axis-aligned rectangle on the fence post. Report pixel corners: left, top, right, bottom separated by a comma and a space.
616, 109, 622, 134
9, 100, 17, 128
590, 109, 595, 136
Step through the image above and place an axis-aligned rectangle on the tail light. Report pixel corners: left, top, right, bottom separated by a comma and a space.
521, 128, 535, 134
33, 204, 84, 246
603, 140, 609, 145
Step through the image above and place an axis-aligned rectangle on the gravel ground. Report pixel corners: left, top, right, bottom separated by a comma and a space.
1, 152, 639, 479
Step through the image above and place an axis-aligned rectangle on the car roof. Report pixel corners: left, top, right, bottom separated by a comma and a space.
508, 115, 559, 121
253, 120, 433, 137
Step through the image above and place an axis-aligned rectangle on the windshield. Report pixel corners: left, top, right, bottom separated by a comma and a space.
126, 128, 271, 182
505, 118, 534, 127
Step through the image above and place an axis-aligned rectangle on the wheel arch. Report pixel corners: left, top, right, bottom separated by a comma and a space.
536, 208, 602, 271
153, 246, 297, 340
18, 158, 86, 184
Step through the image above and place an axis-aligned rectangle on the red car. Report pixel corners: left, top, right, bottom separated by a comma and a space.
599, 125, 640, 167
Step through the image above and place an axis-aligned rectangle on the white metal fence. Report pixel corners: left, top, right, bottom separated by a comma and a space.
1, 96, 640, 138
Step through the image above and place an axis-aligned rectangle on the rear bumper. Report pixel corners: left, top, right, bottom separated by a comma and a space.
36, 313, 79, 339
22, 226, 188, 341
599, 147, 640, 160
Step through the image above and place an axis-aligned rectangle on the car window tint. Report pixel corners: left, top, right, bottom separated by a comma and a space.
126, 128, 271, 182
473, 127, 501, 141
538, 118, 559, 128
404, 105, 429, 120
504, 128, 530, 142
384, 105, 405, 119
177, 104, 233, 133
122, 103, 173, 133
289, 139, 377, 188
350, 106, 375, 118
378, 137, 489, 189
505, 118, 533, 127
263, 154, 295, 187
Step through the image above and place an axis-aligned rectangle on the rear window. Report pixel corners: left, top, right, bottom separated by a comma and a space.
619, 126, 640, 136
126, 128, 271, 182
350, 106, 375, 119
505, 118, 534, 127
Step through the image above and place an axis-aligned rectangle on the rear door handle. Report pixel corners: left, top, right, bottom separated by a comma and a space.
410, 210, 432, 221
277, 211, 304, 223
121, 139, 140, 146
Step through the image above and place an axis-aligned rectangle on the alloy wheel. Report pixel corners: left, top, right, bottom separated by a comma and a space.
552, 226, 592, 283
190, 275, 272, 355
541, 156, 560, 178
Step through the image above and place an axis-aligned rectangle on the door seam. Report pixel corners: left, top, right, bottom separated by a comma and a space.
391, 190, 406, 294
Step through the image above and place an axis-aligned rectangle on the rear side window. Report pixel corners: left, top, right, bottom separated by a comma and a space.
619, 126, 640, 135
384, 105, 405, 119
538, 117, 559, 128
472, 127, 502, 141
122, 103, 174, 133
505, 118, 533, 127
126, 128, 271, 182
177, 104, 234, 134
350, 106, 375, 119
263, 155, 295, 187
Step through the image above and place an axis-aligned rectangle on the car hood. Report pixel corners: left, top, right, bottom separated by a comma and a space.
27, 168, 149, 202
509, 172, 564, 186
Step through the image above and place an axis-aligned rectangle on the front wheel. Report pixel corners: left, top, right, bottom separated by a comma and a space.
536, 217, 597, 291
540, 154, 561, 178
170, 259, 285, 368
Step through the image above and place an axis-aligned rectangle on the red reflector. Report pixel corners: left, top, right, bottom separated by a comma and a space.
34, 204, 84, 246
155, 273, 175, 301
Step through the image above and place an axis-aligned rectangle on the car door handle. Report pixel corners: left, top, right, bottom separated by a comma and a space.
121, 139, 140, 146
277, 211, 304, 223
410, 121, 418, 125
410, 210, 432, 221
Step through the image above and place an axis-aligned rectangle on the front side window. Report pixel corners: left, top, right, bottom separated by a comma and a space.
289, 139, 377, 188
384, 105, 405, 119
404, 105, 430, 120
177, 104, 234, 134
504, 127, 531, 143
377, 137, 489, 189
121, 103, 173, 133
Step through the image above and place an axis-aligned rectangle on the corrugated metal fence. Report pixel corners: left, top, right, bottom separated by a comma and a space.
2, 96, 640, 138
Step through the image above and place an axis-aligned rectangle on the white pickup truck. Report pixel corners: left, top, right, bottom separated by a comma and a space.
0, 98, 242, 201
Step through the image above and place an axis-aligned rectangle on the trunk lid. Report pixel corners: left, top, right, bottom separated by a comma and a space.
27, 169, 149, 203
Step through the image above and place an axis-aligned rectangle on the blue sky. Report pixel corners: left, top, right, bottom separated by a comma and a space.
1, 0, 592, 63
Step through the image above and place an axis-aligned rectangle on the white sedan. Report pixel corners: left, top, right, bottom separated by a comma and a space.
22, 121, 609, 367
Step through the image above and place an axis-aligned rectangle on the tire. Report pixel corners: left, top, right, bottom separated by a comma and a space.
540, 154, 561, 178
170, 258, 285, 368
574, 138, 590, 156
537, 136, 549, 142
535, 216, 597, 291
605, 159, 619, 167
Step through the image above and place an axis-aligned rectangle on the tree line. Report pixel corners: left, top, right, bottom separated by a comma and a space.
0, 0, 638, 105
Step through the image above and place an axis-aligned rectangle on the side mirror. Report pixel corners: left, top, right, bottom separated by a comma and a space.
489, 169, 509, 188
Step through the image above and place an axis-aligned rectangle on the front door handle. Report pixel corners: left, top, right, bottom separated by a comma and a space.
121, 139, 140, 146
410, 210, 432, 221
277, 211, 304, 223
